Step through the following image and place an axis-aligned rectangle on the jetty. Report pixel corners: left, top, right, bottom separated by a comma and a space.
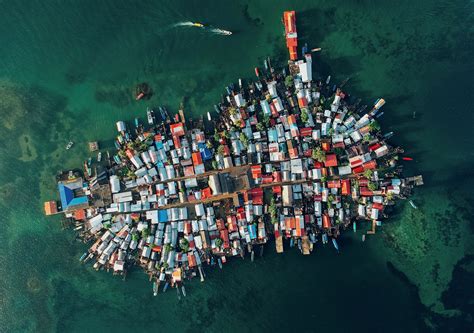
44, 10, 422, 293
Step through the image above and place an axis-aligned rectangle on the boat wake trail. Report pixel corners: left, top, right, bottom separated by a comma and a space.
172, 21, 195, 27
209, 28, 232, 36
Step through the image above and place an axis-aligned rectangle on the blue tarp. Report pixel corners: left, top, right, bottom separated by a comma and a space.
158, 210, 168, 223
268, 129, 278, 142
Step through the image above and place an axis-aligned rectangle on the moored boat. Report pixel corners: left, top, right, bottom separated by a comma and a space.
153, 281, 158, 296
147, 108, 154, 125
97, 152, 102, 162
162, 281, 169, 293
66, 141, 74, 150
332, 238, 339, 252
409, 200, 418, 209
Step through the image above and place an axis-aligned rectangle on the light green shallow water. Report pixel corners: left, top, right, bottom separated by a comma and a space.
0, 1, 473, 332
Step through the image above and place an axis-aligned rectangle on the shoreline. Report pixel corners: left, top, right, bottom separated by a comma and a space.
44, 11, 422, 296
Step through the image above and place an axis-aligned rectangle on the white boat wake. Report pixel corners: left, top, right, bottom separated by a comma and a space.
172, 21, 195, 27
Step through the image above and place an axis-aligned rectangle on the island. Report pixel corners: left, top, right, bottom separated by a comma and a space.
44, 11, 423, 297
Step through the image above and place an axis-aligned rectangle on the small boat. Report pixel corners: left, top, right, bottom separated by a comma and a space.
214, 104, 221, 113
192, 22, 204, 28
383, 131, 394, 139
409, 200, 418, 209
362, 234, 366, 242
311, 47, 322, 52
376, 112, 384, 118
353, 222, 357, 233
322, 233, 328, 244
181, 285, 187, 297
290, 237, 295, 247
134, 118, 139, 128
79, 252, 88, 262
136, 92, 145, 101
162, 281, 169, 293
217, 258, 223, 269
264, 59, 269, 71
301, 42, 308, 55
153, 281, 158, 296
326, 75, 331, 85
255, 67, 260, 77
210, 256, 215, 266
147, 108, 154, 125
250, 250, 255, 262
332, 238, 339, 252
65, 141, 74, 150
225, 86, 232, 95
309, 233, 316, 243
176, 286, 181, 300
207, 112, 211, 121
238, 78, 243, 89
87, 157, 92, 167
402, 157, 414, 161
97, 152, 102, 162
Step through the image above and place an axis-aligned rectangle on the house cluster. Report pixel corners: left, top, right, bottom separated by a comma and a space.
44, 14, 423, 292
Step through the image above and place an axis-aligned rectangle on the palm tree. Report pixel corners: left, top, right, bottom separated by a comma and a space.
256, 122, 265, 131
215, 238, 223, 248
368, 120, 381, 132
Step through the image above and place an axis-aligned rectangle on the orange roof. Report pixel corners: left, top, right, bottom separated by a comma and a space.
322, 142, 330, 151
201, 187, 212, 199
325, 154, 338, 167
188, 253, 197, 267
341, 179, 351, 195
74, 209, 86, 220
192, 152, 203, 166
322, 214, 331, 229
44, 201, 57, 215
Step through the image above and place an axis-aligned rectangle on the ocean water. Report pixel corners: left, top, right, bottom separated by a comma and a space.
0, 0, 473, 332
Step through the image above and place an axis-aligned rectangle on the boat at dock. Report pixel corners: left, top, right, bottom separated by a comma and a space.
153, 281, 158, 296
147, 108, 154, 125
332, 238, 339, 252
181, 285, 187, 297
362, 234, 366, 242
79, 252, 88, 262
97, 152, 102, 162
162, 281, 169, 293
134, 118, 139, 128
409, 200, 418, 209
353, 222, 357, 232
322, 233, 328, 244
176, 286, 181, 300
65, 141, 74, 150
217, 258, 223, 269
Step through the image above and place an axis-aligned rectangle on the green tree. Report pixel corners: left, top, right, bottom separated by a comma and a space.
179, 238, 189, 252
228, 107, 237, 116
215, 238, 223, 248
263, 115, 270, 127
217, 145, 225, 156
363, 169, 373, 179
214, 130, 220, 142
256, 122, 265, 131
301, 109, 309, 123
367, 181, 378, 191
368, 120, 381, 132
284, 75, 294, 88
363, 134, 371, 142
312, 147, 326, 162
239, 133, 249, 148
212, 160, 218, 170
141, 228, 150, 239
386, 192, 394, 201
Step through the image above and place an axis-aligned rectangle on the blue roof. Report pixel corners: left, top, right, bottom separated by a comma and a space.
268, 129, 278, 142
248, 224, 257, 240
200, 147, 213, 161
58, 183, 88, 210
158, 210, 168, 223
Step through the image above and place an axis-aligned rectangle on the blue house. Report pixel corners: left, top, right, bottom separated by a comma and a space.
58, 178, 89, 212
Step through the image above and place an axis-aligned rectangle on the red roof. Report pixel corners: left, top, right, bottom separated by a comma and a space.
300, 127, 313, 137
360, 187, 374, 196
201, 187, 212, 199
227, 216, 238, 232
325, 154, 338, 167
322, 142, 330, 151
188, 253, 197, 267
372, 202, 384, 210
219, 229, 230, 249
184, 222, 192, 235
74, 209, 86, 220
363, 160, 377, 170
251, 165, 262, 179
369, 143, 382, 151
352, 166, 364, 174
170, 122, 185, 137
273, 186, 282, 194
262, 175, 273, 184
183, 165, 195, 177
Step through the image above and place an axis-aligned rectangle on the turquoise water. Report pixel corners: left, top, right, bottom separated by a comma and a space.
0, 1, 473, 331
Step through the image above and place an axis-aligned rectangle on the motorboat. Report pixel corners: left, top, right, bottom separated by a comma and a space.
66, 141, 74, 150
97, 152, 102, 162
212, 28, 232, 35
192, 22, 204, 28
153, 281, 158, 296
332, 238, 339, 252
147, 108, 154, 125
